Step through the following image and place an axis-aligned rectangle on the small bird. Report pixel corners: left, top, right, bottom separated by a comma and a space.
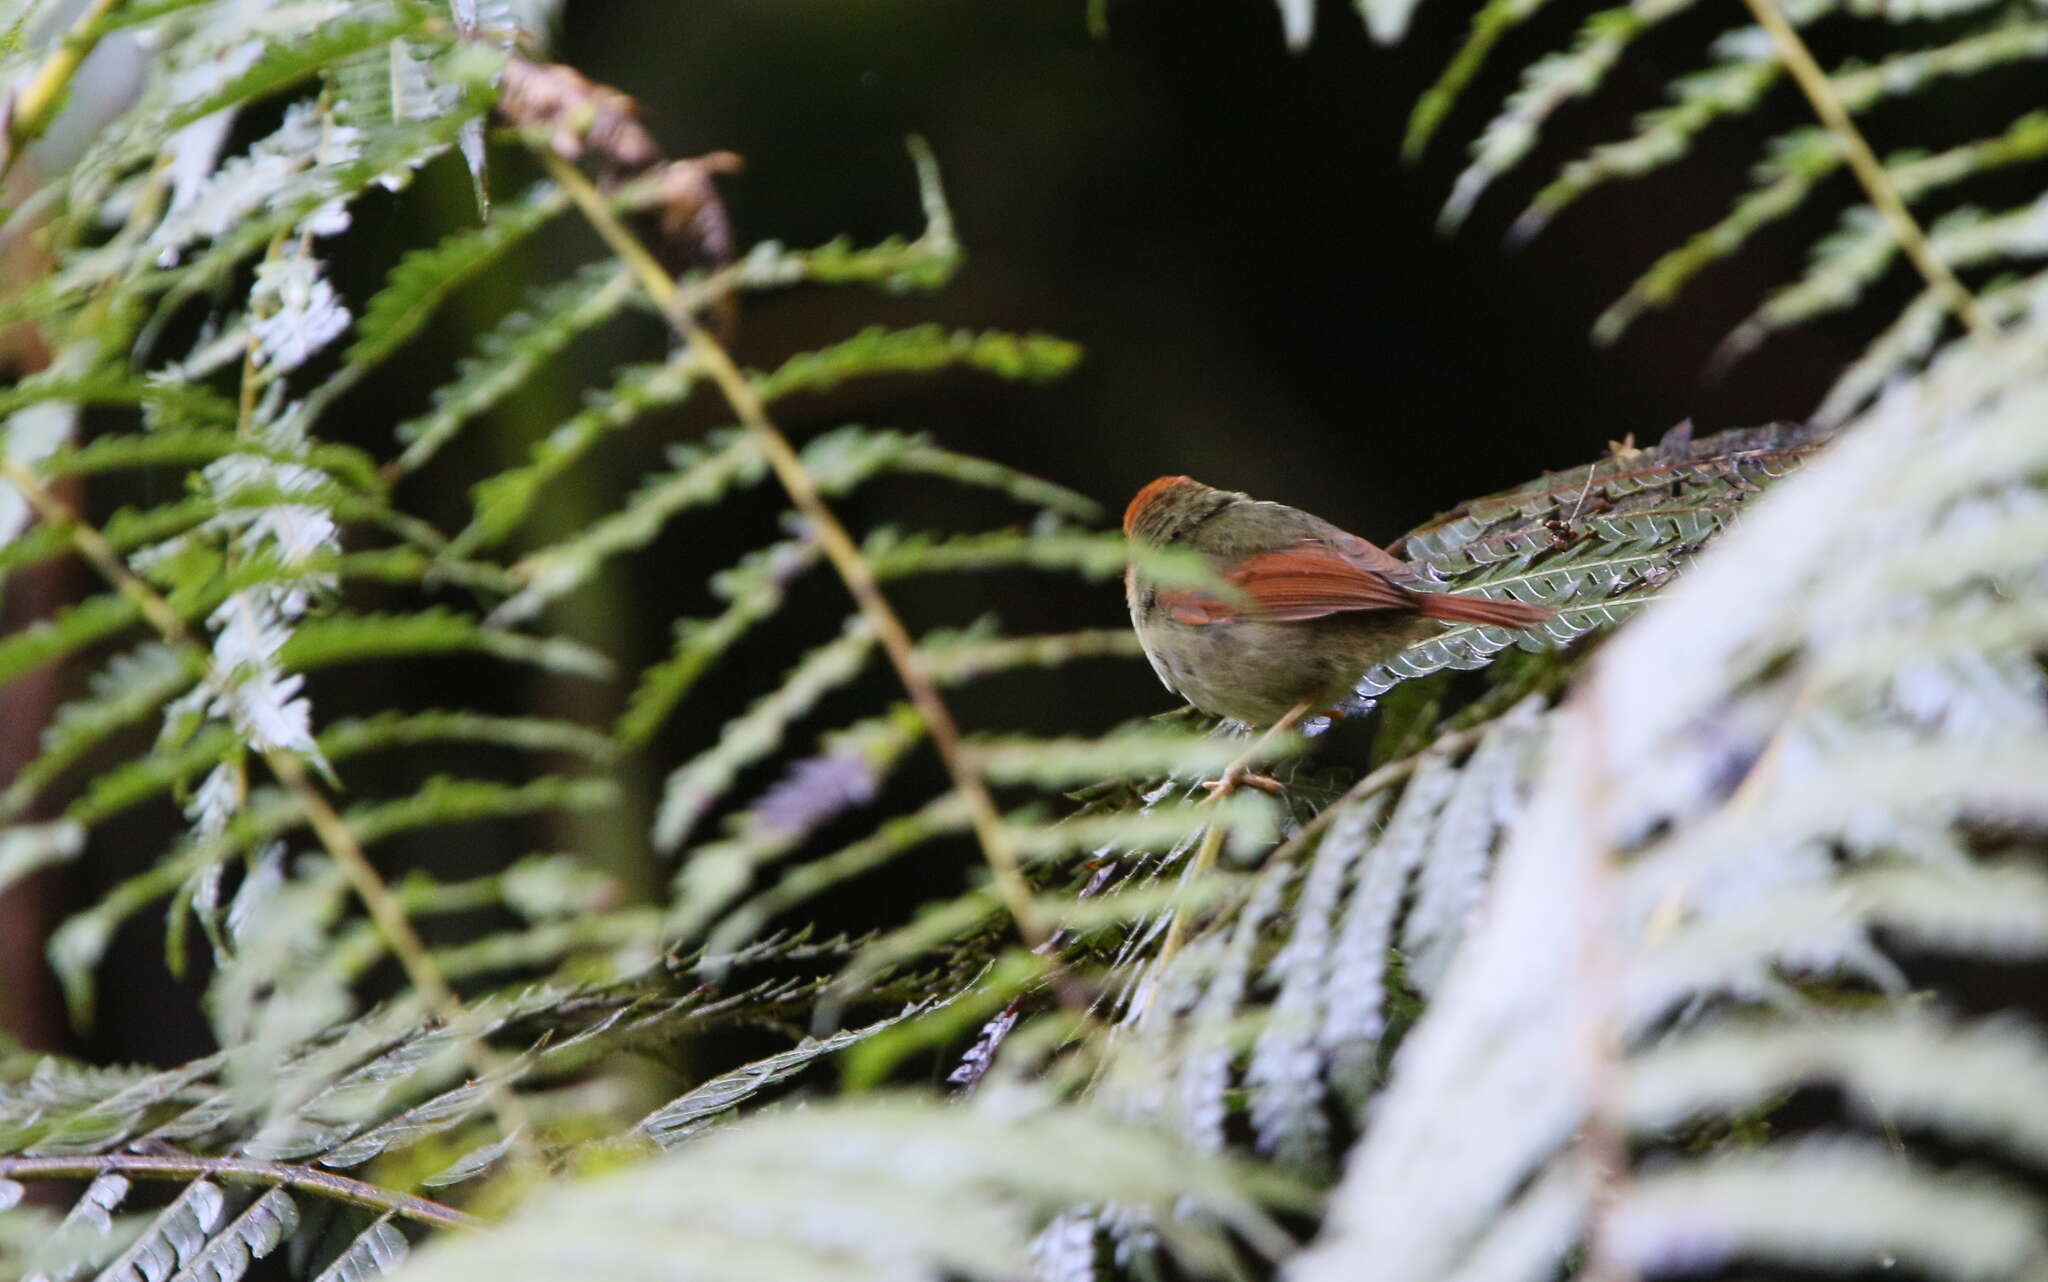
1123, 476, 1555, 731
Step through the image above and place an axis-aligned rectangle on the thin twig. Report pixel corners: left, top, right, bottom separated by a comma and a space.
534, 146, 1052, 949
0, 1153, 481, 1232
1738, 0, 1995, 342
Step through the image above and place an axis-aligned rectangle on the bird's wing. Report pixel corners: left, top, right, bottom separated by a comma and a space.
1228, 545, 1417, 620
1155, 544, 1417, 625
1322, 530, 1416, 580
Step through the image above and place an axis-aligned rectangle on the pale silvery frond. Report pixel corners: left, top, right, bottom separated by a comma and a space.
1289, 298, 2048, 1282
249, 256, 352, 373
390, 1099, 1280, 1282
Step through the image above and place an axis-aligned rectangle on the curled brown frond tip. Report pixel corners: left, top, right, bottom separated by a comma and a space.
650, 151, 745, 268
498, 58, 745, 332
498, 56, 660, 171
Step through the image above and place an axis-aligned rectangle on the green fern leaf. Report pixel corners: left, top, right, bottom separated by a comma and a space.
0, 375, 236, 425
345, 777, 619, 847
751, 325, 1083, 403
655, 618, 877, 852
0, 644, 193, 822
339, 182, 570, 375
0, 593, 141, 688
617, 538, 820, 747
166, 6, 433, 129
279, 609, 612, 680
458, 352, 700, 554
391, 263, 637, 475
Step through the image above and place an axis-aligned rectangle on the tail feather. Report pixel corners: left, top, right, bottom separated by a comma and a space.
1414, 591, 1556, 630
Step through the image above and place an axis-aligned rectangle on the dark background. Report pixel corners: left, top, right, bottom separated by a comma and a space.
16, 0, 1955, 1065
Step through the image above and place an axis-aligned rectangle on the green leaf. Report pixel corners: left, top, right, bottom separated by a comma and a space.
0, 375, 237, 425
341, 182, 570, 374
280, 609, 613, 679
0, 594, 140, 688
392, 263, 637, 475
458, 351, 700, 554
617, 539, 820, 747
167, 5, 434, 128
752, 325, 1083, 403
654, 619, 877, 852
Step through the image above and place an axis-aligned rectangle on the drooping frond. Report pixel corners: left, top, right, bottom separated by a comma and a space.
395, 1099, 1290, 1282
1361, 0, 2048, 419
1285, 268, 2048, 1282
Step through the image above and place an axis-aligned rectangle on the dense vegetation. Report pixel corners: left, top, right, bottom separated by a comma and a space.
2, 2, 2045, 1280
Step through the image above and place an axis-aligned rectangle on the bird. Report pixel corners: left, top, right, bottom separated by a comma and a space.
1123, 475, 1555, 740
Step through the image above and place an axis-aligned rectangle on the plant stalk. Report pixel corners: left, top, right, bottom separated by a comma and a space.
535, 147, 1053, 950
1739, 0, 1995, 342
0, 1153, 481, 1231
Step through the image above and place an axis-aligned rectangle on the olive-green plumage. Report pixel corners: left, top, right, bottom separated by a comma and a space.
1123, 476, 1553, 726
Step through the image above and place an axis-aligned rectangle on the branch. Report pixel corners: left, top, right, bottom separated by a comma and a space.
1738, 0, 1996, 343
534, 146, 1053, 950
0, 1153, 482, 1232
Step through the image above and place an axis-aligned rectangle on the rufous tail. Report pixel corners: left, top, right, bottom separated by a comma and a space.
1414, 592, 1555, 630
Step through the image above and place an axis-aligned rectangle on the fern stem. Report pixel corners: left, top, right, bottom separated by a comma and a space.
0, 1154, 482, 1231
1737, 0, 1995, 343
535, 147, 1054, 950
0, 458, 538, 1165
0, 459, 460, 1006
1, 0, 126, 185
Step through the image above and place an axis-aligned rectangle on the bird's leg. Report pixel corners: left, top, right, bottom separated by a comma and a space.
1201, 701, 1316, 803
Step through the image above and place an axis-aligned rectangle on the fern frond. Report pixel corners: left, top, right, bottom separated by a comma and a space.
164, 5, 433, 130
863, 528, 1132, 582
493, 430, 766, 625
633, 1003, 940, 1146
0, 375, 238, 424
344, 777, 619, 848
750, 325, 1083, 402
1442, 4, 1671, 228
970, 729, 1262, 788
169, 1185, 299, 1282
0, 592, 141, 686
395, 1099, 1285, 1282
309, 1215, 408, 1282
616, 538, 819, 746
700, 794, 971, 958
0, 820, 87, 895
1283, 298, 2048, 1282
1593, 127, 1838, 343
457, 351, 701, 554
33, 427, 381, 494
333, 181, 571, 385
654, 618, 877, 852
1722, 171, 2048, 363
278, 609, 611, 680
1515, 40, 1779, 241
391, 262, 637, 476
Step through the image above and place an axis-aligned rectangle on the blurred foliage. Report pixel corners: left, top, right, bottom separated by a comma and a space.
0, 2, 2045, 1282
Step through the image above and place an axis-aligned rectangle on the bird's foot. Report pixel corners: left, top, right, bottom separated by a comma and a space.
1201, 768, 1286, 801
